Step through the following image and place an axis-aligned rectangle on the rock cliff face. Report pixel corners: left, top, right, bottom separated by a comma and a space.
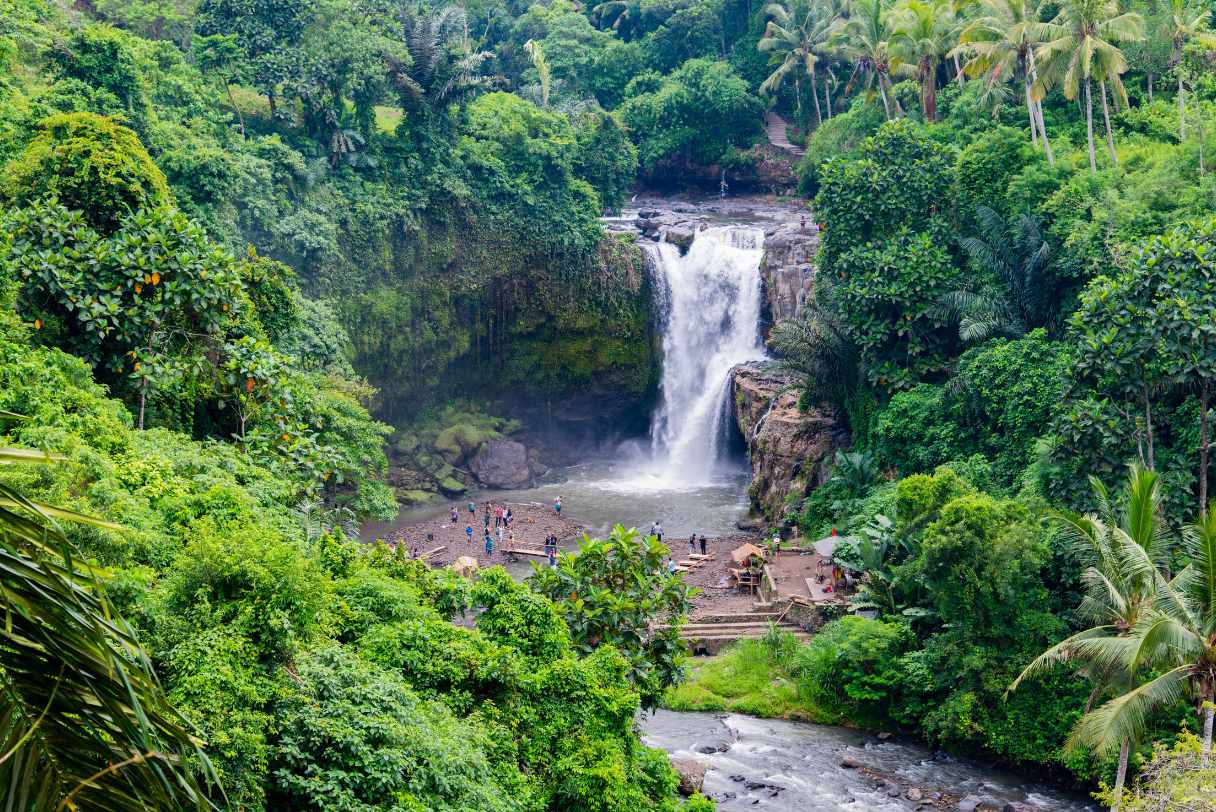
731, 362, 846, 521
758, 222, 818, 330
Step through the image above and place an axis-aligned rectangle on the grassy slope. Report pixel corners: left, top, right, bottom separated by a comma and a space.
663, 639, 830, 722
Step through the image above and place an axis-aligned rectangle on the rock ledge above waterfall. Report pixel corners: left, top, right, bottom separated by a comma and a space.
730, 362, 848, 521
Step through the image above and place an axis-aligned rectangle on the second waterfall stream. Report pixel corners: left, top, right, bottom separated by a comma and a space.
645, 226, 766, 486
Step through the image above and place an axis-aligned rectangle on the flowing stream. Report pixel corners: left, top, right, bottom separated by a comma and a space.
640, 710, 1096, 811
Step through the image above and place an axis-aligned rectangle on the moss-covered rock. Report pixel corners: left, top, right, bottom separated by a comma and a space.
438, 476, 467, 496
397, 489, 437, 504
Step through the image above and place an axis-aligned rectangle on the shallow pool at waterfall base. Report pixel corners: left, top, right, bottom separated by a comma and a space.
640, 710, 1098, 812
363, 457, 754, 542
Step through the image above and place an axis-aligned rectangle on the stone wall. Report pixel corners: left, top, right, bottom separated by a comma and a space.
731, 362, 847, 521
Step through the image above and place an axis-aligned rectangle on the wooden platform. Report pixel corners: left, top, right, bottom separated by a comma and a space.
506, 547, 549, 560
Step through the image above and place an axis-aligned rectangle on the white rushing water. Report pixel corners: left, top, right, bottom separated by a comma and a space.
644, 226, 766, 486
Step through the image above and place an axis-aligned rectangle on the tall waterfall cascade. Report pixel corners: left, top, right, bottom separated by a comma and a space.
645, 226, 766, 486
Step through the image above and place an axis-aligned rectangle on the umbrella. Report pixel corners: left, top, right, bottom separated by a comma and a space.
813, 536, 838, 558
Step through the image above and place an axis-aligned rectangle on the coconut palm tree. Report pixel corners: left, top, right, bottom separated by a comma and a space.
952, 0, 1055, 163
523, 39, 552, 108
759, 0, 842, 127
1070, 505, 1216, 778
1009, 464, 1170, 811
1166, 0, 1216, 139
0, 444, 215, 810
836, 0, 904, 119
889, 0, 955, 121
1032, 0, 1144, 172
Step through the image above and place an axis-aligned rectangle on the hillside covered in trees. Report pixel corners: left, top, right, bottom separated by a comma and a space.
6, 0, 1216, 807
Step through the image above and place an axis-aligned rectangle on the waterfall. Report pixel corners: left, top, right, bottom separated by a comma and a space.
644, 226, 766, 486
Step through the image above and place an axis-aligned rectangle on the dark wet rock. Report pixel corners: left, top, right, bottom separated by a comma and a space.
906, 787, 923, 801
1002, 803, 1041, 812
469, 439, 532, 488
840, 756, 863, 769
730, 774, 746, 783
885, 782, 903, 797
877, 731, 894, 741
670, 758, 706, 796
638, 209, 661, 218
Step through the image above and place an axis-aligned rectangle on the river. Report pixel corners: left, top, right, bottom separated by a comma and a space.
640, 710, 1096, 811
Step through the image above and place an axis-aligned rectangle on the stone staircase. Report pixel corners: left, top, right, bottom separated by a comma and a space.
764, 112, 806, 158
668, 612, 811, 656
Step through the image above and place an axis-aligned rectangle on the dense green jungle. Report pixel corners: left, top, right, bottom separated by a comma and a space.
6, 0, 1216, 807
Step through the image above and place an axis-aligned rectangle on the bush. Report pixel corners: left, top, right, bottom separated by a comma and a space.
792, 617, 910, 727
1, 112, 169, 233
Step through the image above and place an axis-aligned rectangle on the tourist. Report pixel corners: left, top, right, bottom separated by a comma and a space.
689, 534, 697, 556
553, 495, 562, 515
666, 557, 677, 574
495, 504, 504, 528
450, 505, 458, 524
650, 521, 663, 543
410, 546, 419, 560
771, 530, 781, 554
467, 500, 476, 515
496, 524, 504, 547
699, 534, 707, 556
466, 524, 474, 543
485, 529, 494, 557
505, 507, 513, 528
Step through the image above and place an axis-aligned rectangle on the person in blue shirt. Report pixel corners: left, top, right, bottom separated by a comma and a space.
484, 529, 494, 557
466, 525, 474, 543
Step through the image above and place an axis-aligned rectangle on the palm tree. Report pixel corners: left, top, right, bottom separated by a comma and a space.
759, 0, 841, 127
953, 0, 1055, 163
935, 204, 1052, 343
390, 5, 496, 125
0, 445, 215, 809
1033, 0, 1144, 172
1070, 506, 1216, 775
1166, 0, 1216, 139
889, 0, 955, 121
836, 0, 904, 119
1010, 464, 1170, 811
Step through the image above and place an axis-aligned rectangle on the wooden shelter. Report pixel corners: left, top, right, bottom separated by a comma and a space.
729, 542, 766, 566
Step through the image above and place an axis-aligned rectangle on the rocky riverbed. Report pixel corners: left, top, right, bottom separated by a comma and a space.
641, 710, 1096, 812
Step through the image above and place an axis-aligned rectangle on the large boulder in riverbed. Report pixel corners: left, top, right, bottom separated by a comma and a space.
664, 225, 694, 253
469, 439, 532, 488
670, 758, 706, 796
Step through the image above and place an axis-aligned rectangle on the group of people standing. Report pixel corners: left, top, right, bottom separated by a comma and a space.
454, 501, 517, 558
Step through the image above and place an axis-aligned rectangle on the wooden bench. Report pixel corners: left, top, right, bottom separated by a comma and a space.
506, 547, 550, 561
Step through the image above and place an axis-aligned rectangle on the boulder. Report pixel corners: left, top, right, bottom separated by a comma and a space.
670, 759, 706, 796
438, 476, 467, 496
451, 556, 479, 577
839, 756, 862, 769
469, 440, 532, 488
1001, 804, 1041, 812
664, 225, 694, 253
397, 489, 436, 505
434, 424, 492, 464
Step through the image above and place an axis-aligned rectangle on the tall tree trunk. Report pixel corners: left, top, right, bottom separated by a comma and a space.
1100, 80, 1117, 166
1036, 100, 1055, 165
953, 53, 964, 86
1147, 72, 1153, 102
878, 75, 893, 119
1201, 382, 1210, 518
226, 84, 246, 139
810, 70, 823, 127
138, 386, 147, 431
1180, 72, 1187, 139
1024, 75, 1039, 148
1144, 387, 1155, 470
1111, 738, 1129, 812
923, 65, 937, 123
794, 74, 803, 125
888, 74, 905, 117
1203, 696, 1214, 760
824, 75, 833, 119
1085, 78, 1097, 172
